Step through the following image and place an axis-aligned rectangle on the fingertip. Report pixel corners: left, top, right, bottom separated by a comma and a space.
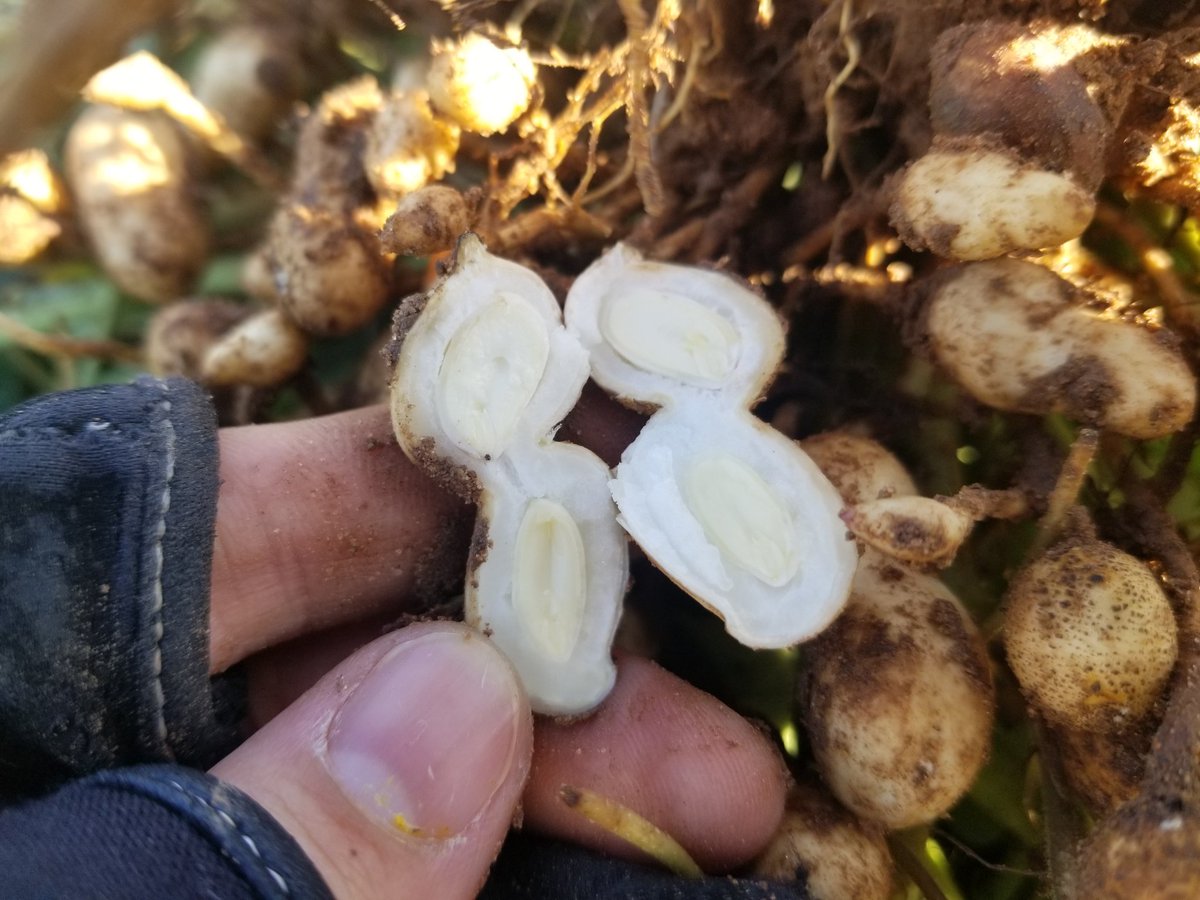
559, 382, 647, 469
243, 618, 386, 730
209, 406, 471, 672
525, 655, 788, 872
214, 623, 533, 900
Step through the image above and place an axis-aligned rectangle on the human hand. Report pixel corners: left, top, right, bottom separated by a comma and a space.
203, 392, 790, 899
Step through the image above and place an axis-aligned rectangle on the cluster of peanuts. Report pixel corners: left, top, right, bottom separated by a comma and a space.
10, 11, 1200, 897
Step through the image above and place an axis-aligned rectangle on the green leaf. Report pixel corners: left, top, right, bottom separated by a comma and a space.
0, 276, 120, 341
1168, 442, 1200, 542
0, 275, 129, 394
197, 253, 251, 296
0, 350, 49, 411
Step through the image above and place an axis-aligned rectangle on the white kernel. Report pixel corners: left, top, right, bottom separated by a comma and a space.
602, 289, 739, 384
513, 498, 588, 662
683, 454, 799, 586
437, 291, 549, 458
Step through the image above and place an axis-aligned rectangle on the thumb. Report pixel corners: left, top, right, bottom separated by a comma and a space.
212, 623, 533, 900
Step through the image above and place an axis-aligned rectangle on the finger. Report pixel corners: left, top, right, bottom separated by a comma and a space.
559, 380, 648, 469
523, 655, 789, 873
209, 392, 644, 674
240, 638, 787, 872
208, 406, 472, 672
212, 622, 533, 900
242, 618, 388, 730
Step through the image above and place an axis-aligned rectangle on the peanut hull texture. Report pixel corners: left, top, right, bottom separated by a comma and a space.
922, 258, 1197, 439
64, 105, 209, 303
1050, 720, 1145, 816
798, 432, 918, 507
364, 90, 459, 201
891, 141, 1096, 261
269, 207, 391, 335
266, 78, 391, 337
1003, 535, 1178, 734
803, 552, 994, 830
1075, 800, 1200, 900
890, 21, 1112, 261
752, 781, 892, 900
190, 24, 307, 143
202, 309, 309, 388
379, 185, 471, 258
426, 33, 535, 137
928, 23, 1109, 187
145, 298, 247, 380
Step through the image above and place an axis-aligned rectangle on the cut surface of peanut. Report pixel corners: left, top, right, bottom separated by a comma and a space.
390, 234, 625, 715
567, 243, 857, 648
437, 291, 549, 457
513, 498, 587, 662
683, 454, 799, 587
565, 242, 785, 409
602, 289, 740, 383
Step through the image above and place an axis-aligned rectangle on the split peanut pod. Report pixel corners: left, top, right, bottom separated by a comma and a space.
565, 244, 857, 648
389, 234, 626, 715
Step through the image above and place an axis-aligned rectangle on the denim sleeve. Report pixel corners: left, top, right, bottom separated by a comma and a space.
0, 377, 241, 800
0, 765, 805, 900
0, 764, 333, 900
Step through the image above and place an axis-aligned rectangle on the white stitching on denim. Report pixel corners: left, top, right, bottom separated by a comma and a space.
148, 398, 174, 754
169, 779, 292, 897
3, 391, 183, 754
0, 423, 123, 440
266, 867, 290, 893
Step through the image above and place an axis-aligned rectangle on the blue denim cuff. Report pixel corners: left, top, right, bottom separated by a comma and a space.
0, 377, 242, 798
0, 764, 333, 900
